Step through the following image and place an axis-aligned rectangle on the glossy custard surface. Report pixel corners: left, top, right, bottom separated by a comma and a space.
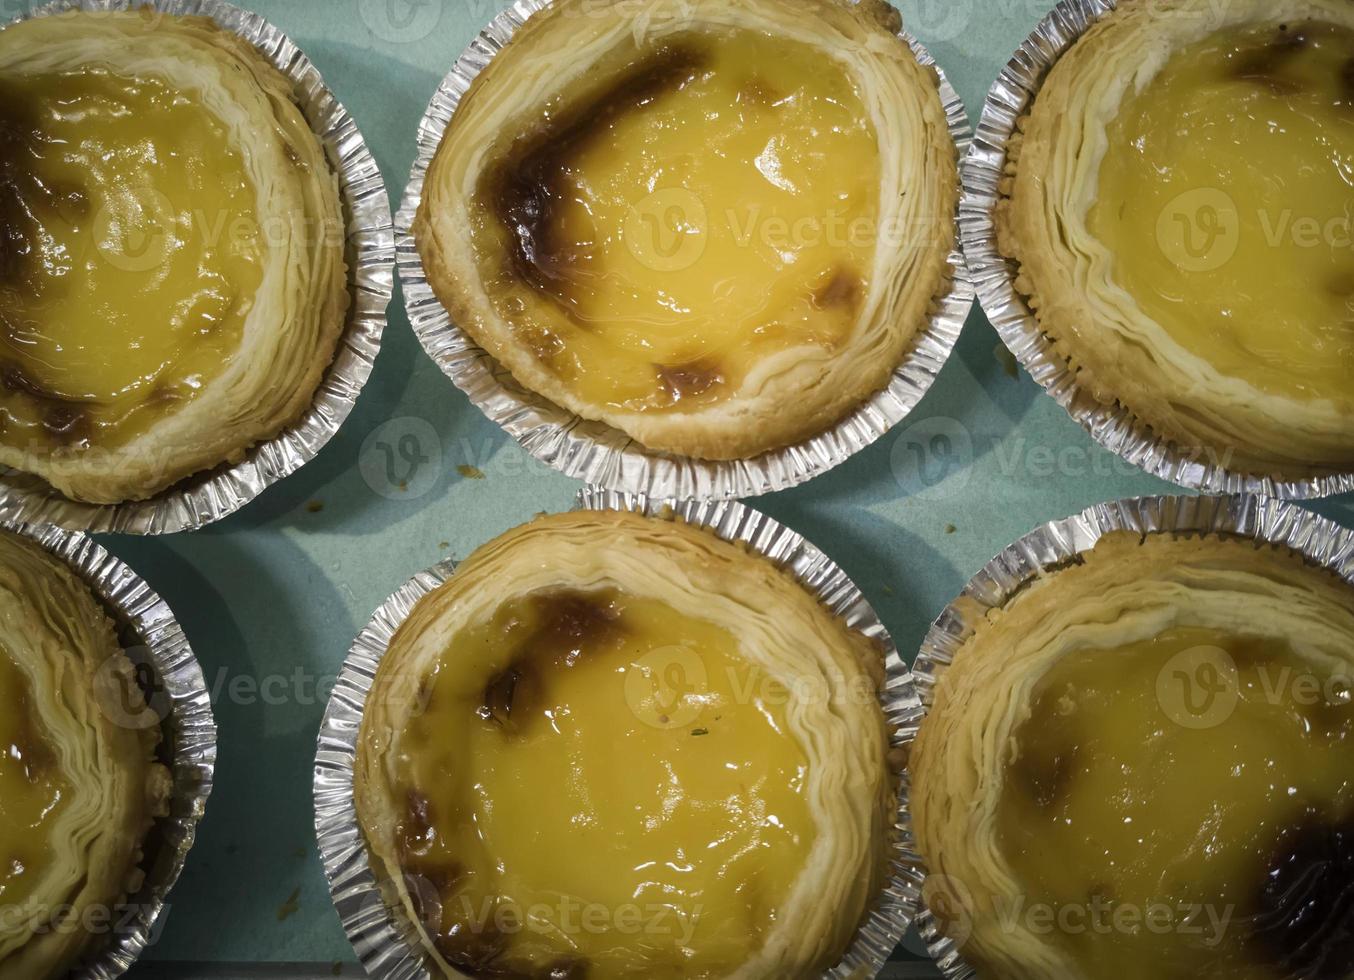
997, 627, 1354, 979
0, 646, 69, 911
0, 66, 262, 450
392, 588, 815, 978
1089, 22, 1354, 402
474, 28, 880, 412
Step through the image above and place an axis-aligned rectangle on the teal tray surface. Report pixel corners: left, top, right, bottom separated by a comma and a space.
87, 0, 1354, 972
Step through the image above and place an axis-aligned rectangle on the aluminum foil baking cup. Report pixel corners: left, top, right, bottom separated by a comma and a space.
314, 489, 926, 979
0, 0, 394, 534
396, 0, 973, 501
962, 0, 1354, 500
900, 493, 1354, 978
0, 519, 217, 979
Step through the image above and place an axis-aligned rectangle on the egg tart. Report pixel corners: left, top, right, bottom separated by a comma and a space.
414, 0, 958, 461
910, 531, 1354, 979
0, 529, 171, 979
354, 510, 894, 979
0, 10, 348, 504
999, 0, 1354, 481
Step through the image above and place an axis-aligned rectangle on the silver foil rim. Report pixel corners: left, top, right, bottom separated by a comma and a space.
395, 0, 973, 501
0, 0, 394, 534
314, 490, 925, 979
901, 493, 1354, 978
961, 0, 1354, 500
0, 520, 217, 980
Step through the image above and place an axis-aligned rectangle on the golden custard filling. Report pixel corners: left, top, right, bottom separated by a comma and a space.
390, 587, 815, 978
0, 647, 70, 913
1089, 21, 1354, 403
473, 27, 880, 412
0, 66, 263, 450
997, 627, 1354, 980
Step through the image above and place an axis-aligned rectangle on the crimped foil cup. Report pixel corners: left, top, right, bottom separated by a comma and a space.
0, 0, 394, 534
962, 0, 1354, 500
315, 489, 926, 979
900, 493, 1354, 978
396, 0, 973, 500
0, 519, 216, 979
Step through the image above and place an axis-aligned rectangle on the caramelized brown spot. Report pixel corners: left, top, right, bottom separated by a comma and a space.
656, 360, 724, 405
737, 76, 782, 107
532, 589, 623, 662
414, 676, 437, 715
1328, 271, 1354, 298
401, 862, 472, 948
547, 960, 589, 980
1, 363, 54, 401
1088, 882, 1116, 906
400, 788, 438, 860
478, 664, 531, 729
1341, 56, 1354, 102
476, 591, 623, 736
1011, 742, 1078, 809
1250, 818, 1354, 979
484, 43, 707, 314
402, 869, 445, 933
1225, 635, 1281, 673
811, 267, 862, 312
433, 896, 512, 977
0, 363, 89, 446
42, 404, 88, 444
281, 141, 306, 170
1011, 682, 1080, 808
1232, 27, 1309, 94
0, 81, 43, 292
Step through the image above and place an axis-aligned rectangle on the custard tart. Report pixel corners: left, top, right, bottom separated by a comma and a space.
354, 510, 894, 979
414, 0, 958, 461
0, 529, 171, 979
999, 0, 1354, 481
0, 10, 348, 504
910, 531, 1354, 979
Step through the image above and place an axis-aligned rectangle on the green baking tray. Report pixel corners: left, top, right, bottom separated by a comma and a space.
89, 0, 1354, 975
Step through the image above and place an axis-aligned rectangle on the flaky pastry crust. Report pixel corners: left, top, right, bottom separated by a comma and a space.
909, 530, 1354, 978
0, 531, 171, 980
354, 510, 894, 979
0, 11, 348, 503
415, 0, 958, 461
997, 0, 1354, 481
